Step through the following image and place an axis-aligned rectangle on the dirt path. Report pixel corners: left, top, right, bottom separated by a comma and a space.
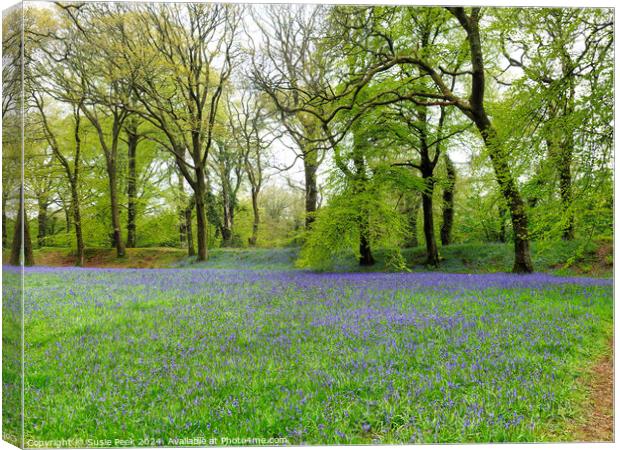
573, 339, 614, 442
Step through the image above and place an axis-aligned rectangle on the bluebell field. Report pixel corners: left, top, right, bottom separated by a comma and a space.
16, 267, 613, 444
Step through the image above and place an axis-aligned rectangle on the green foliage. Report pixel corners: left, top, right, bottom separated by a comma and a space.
297, 180, 407, 270
13, 3, 613, 273
384, 248, 410, 272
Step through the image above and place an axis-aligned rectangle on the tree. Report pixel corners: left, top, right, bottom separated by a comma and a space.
5, 3, 613, 274
440, 153, 457, 245
36, 3, 131, 258
123, 116, 141, 248
210, 134, 244, 247
497, 8, 613, 241
251, 5, 327, 228
321, 6, 535, 272
227, 89, 276, 246
31, 95, 86, 266
113, 2, 242, 261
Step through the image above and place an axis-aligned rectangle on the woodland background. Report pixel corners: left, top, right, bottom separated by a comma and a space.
2, 2, 614, 273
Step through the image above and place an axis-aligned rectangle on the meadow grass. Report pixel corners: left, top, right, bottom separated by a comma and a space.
2, 268, 22, 447
22, 267, 612, 444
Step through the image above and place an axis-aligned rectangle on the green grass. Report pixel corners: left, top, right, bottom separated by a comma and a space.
2, 269, 22, 447
21, 268, 612, 444
177, 247, 299, 270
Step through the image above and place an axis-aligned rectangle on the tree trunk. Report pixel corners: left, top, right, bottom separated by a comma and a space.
303, 146, 319, 228
2, 211, 6, 249
220, 184, 233, 247
555, 113, 575, 241
546, 135, 574, 240
194, 168, 208, 261
359, 221, 375, 266
220, 226, 232, 246
482, 125, 532, 273
10, 197, 34, 266
450, 7, 533, 273
24, 211, 34, 266
248, 187, 260, 246
126, 130, 138, 248
558, 149, 574, 240
185, 203, 195, 257
421, 174, 439, 267
417, 105, 439, 267
177, 171, 187, 247
37, 200, 48, 248
2, 192, 8, 248
352, 140, 375, 266
107, 161, 125, 258
69, 180, 84, 267
179, 209, 186, 247
64, 200, 71, 233
559, 50, 576, 241
9, 205, 21, 266
440, 154, 456, 246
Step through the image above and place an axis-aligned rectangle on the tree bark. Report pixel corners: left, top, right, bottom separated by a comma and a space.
220, 181, 234, 247
359, 221, 375, 266
248, 187, 260, 246
179, 210, 187, 247
107, 159, 125, 258
556, 94, 575, 241
194, 167, 208, 261
2, 190, 7, 249
303, 145, 319, 228
479, 124, 533, 273
558, 41, 576, 241
126, 129, 138, 248
440, 154, 456, 246
558, 146, 574, 240
69, 180, 85, 267
421, 174, 439, 267
2, 211, 6, 249
498, 202, 508, 243
545, 133, 574, 240
185, 201, 195, 257
63, 200, 71, 233
9, 206, 21, 266
417, 106, 440, 267
177, 170, 187, 247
